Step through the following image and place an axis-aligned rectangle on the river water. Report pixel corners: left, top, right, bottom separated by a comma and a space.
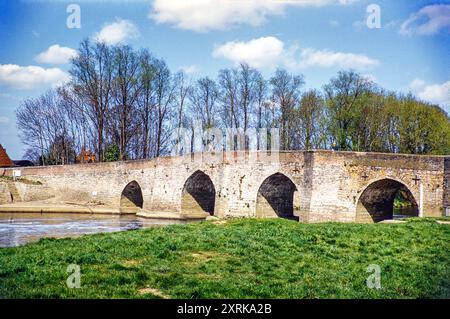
0, 213, 190, 248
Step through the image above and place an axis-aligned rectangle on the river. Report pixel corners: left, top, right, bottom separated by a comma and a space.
0, 213, 190, 248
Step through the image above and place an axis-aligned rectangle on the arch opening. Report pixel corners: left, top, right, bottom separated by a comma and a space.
120, 181, 143, 213
256, 173, 298, 220
181, 171, 216, 216
356, 179, 418, 223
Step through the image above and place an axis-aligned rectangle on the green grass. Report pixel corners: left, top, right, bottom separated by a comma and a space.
393, 190, 414, 209
1, 218, 449, 299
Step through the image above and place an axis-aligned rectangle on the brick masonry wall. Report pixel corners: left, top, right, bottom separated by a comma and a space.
1, 151, 448, 222
0, 182, 10, 204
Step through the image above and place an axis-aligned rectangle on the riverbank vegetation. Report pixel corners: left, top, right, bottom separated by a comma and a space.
0, 218, 448, 298
16, 40, 450, 165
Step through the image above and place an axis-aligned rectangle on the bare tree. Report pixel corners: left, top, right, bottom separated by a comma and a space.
173, 71, 192, 129
16, 96, 47, 165
57, 86, 91, 154
16, 90, 77, 165
270, 69, 304, 150
218, 68, 239, 129
16, 40, 450, 163
237, 63, 258, 134
189, 77, 219, 129
110, 45, 141, 160
254, 72, 268, 130
70, 39, 114, 161
153, 58, 176, 157
137, 49, 157, 159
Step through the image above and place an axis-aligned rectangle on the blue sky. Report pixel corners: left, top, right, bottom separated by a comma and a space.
0, 0, 449, 159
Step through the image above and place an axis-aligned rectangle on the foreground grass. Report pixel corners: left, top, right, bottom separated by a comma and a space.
0, 218, 449, 299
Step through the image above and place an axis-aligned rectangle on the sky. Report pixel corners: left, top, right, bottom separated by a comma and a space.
0, 0, 449, 159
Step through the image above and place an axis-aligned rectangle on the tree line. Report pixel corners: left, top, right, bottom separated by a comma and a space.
16, 39, 450, 165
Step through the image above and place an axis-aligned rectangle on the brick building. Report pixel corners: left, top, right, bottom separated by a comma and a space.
0, 144, 14, 168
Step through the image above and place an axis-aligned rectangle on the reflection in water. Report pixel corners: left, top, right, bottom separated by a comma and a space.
0, 213, 190, 248
393, 206, 418, 220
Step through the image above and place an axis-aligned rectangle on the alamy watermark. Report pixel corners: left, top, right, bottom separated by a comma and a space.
66, 4, 81, 29
366, 4, 381, 29
66, 264, 81, 289
366, 264, 381, 289
170, 121, 281, 165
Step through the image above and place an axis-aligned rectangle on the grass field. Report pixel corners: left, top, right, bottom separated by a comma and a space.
0, 218, 449, 299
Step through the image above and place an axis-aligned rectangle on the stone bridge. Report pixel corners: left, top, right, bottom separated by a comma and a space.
1, 150, 449, 223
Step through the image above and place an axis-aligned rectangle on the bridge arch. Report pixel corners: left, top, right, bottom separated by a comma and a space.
356, 178, 419, 223
181, 170, 216, 216
256, 172, 298, 220
120, 180, 143, 213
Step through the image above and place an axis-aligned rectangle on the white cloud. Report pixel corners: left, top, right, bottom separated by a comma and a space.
35, 44, 78, 64
361, 73, 377, 83
353, 18, 398, 31
0, 93, 21, 101
384, 20, 399, 30
212, 36, 379, 71
0, 116, 9, 124
94, 18, 139, 45
151, 0, 355, 32
329, 20, 340, 27
352, 19, 366, 30
400, 5, 450, 36
179, 65, 200, 75
299, 48, 379, 69
409, 78, 427, 91
0, 64, 69, 90
213, 37, 285, 69
409, 78, 450, 111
